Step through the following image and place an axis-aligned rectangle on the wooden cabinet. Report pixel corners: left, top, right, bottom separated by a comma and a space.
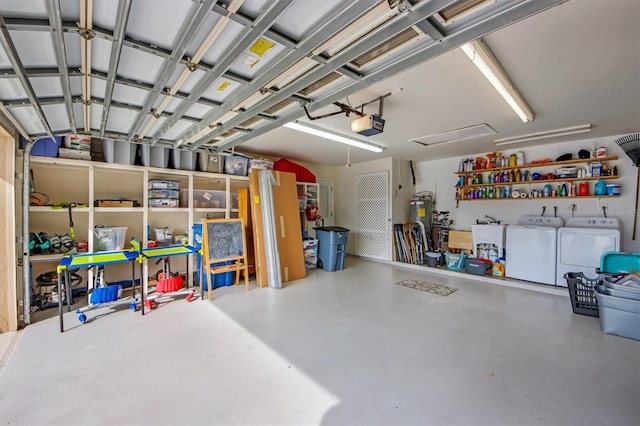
27, 156, 249, 289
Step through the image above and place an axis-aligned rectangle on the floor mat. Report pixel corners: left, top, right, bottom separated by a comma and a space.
395, 279, 458, 296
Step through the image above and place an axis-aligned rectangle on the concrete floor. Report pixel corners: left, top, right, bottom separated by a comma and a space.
0, 257, 638, 425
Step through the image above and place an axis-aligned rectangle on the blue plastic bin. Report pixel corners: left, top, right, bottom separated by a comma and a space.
20, 136, 62, 157
315, 226, 350, 272
192, 223, 234, 289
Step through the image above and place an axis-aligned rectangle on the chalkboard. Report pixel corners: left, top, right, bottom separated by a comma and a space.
203, 219, 245, 262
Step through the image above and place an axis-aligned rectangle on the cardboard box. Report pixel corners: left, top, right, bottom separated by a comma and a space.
249, 170, 305, 287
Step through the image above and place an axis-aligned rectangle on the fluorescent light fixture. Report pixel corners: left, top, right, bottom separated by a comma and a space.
80, 0, 93, 132
435, 0, 496, 26
284, 121, 384, 153
495, 124, 592, 146
461, 39, 534, 123
312, 3, 398, 57
137, 0, 244, 141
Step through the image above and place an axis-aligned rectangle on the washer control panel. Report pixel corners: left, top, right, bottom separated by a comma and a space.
565, 217, 621, 229
517, 215, 564, 227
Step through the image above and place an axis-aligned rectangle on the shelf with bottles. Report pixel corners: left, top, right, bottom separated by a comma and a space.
456, 174, 619, 189
455, 155, 618, 175
455, 157, 618, 192
456, 180, 621, 201
458, 195, 620, 202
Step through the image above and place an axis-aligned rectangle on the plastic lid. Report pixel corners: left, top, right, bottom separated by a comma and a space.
314, 226, 350, 232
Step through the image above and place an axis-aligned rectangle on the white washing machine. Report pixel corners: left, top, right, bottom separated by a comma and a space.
556, 217, 621, 287
506, 215, 564, 286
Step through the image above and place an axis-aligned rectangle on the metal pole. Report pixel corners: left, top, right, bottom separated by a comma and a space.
22, 142, 32, 325
57, 265, 64, 332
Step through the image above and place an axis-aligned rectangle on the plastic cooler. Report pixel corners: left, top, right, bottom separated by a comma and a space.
192, 223, 234, 289
315, 226, 349, 272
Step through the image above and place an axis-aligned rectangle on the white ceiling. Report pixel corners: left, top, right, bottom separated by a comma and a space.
241, 0, 640, 165
0, 0, 638, 167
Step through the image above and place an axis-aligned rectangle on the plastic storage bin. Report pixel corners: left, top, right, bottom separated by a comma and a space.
444, 252, 466, 271
20, 136, 62, 157
565, 272, 600, 317
140, 145, 170, 168
103, 139, 136, 164
465, 258, 491, 275
93, 227, 127, 251
594, 285, 640, 340
180, 189, 226, 208
224, 156, 249, 176
154, 227, 173, 246
248, 159, 274, 172
171, 149, 197, 170
315, 226, 350, 272
149, 199, 179, 208
148, 189, 179, 199
149, 179, 179, 190
198, 153, 225, 173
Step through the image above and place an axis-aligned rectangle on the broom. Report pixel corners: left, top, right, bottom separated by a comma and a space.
615, 133, 640, 240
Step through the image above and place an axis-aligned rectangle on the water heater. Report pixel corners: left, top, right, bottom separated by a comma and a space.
409, 193, 434, 236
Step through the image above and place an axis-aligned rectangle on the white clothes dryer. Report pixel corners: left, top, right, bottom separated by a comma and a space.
506, 215, 564, 286
556, 217, 621, 287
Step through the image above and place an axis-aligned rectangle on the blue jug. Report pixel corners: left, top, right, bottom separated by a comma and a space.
595, 179, 607, 196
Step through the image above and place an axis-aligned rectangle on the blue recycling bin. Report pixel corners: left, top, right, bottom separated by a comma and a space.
192, 223, 234, 289
315, 226, 350, 272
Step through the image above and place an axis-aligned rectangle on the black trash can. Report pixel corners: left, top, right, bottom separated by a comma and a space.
314, 226, 350, 272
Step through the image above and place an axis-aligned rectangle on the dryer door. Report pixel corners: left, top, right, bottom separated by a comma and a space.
556, 228, 621, 287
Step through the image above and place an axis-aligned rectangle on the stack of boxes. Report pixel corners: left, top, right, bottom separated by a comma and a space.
148, 179, 179, 207
59, 135, 92, 160
303, 238, 318, 272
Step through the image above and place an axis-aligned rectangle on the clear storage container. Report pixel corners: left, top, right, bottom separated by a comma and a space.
179, 189, 226, 208
149, 179, 179, 190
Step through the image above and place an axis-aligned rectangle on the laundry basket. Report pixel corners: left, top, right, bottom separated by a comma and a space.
565, 272, 600, 317
444, 252, 466, 271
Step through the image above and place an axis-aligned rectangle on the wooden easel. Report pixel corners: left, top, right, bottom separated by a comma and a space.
201, 218, 249, 300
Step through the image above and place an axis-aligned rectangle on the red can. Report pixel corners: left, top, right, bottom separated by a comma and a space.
579, 182, 589, 196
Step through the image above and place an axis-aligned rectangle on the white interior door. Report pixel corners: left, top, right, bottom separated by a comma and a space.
354, 171, 390, 260
317, 178, 333, 227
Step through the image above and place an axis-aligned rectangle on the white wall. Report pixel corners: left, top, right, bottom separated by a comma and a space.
277, 157, 414, 259
414, 135, 639, 252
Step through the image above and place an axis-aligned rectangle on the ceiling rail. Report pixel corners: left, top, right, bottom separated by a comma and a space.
46, 0, 78, 135
172, 0, 378, 149
192, 0, 456, 149
99, 0, 132, 137
0, 14, 55, 140
213, 0, 567, 153
149, 0, 295, 146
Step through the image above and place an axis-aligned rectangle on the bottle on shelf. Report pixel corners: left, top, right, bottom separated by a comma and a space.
595, 179, 607, 196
